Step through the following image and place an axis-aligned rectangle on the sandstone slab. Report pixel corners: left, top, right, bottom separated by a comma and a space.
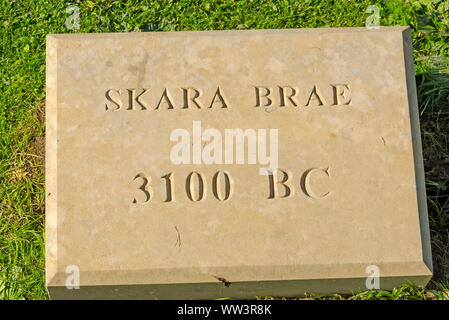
46, 27, 432, 299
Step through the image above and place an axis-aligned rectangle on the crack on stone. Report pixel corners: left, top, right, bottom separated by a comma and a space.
211, 274, 231, 287
174, 226, 181, 247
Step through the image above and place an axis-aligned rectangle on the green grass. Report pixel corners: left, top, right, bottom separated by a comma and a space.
0, 0, 448, 300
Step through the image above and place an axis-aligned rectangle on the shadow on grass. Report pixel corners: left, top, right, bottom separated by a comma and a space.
417, 69, 449, 287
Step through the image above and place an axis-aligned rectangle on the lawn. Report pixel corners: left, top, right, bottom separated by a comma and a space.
0, 0, 448, 300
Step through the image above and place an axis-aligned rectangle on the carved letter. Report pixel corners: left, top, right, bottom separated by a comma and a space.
133, 173, 152, 203
254, 87, 272, 107
161, 172, 175, 202
209, 86, 228, 108
331, 84, 352, 105
155, 88, 175, 109
267, 169, 293, 199
305, 85, 327, 106
301, 167, 331, 199
127, 88, 148, 110
278, 86, 298, 107
212, 171, 233, 201
186, 171, 205, 201
105, 89, 122, 111
182, 88, 203, 109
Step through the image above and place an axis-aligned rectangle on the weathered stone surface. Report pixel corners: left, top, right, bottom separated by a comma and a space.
46, 27, 432, 299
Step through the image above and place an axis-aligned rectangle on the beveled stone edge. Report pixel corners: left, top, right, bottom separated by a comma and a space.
47, 274, 432, 299
45, 26, 411, 40
400, 27, 433, 274
46, 260, 432, 288
45, 34, 59, 287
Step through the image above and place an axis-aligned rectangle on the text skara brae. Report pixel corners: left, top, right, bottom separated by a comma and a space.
104, 84, 352, 110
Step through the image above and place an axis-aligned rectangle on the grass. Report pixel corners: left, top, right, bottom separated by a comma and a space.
0, 0, 448, 300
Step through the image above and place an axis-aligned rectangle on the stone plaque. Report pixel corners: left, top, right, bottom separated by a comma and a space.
46, 27, 432, 299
